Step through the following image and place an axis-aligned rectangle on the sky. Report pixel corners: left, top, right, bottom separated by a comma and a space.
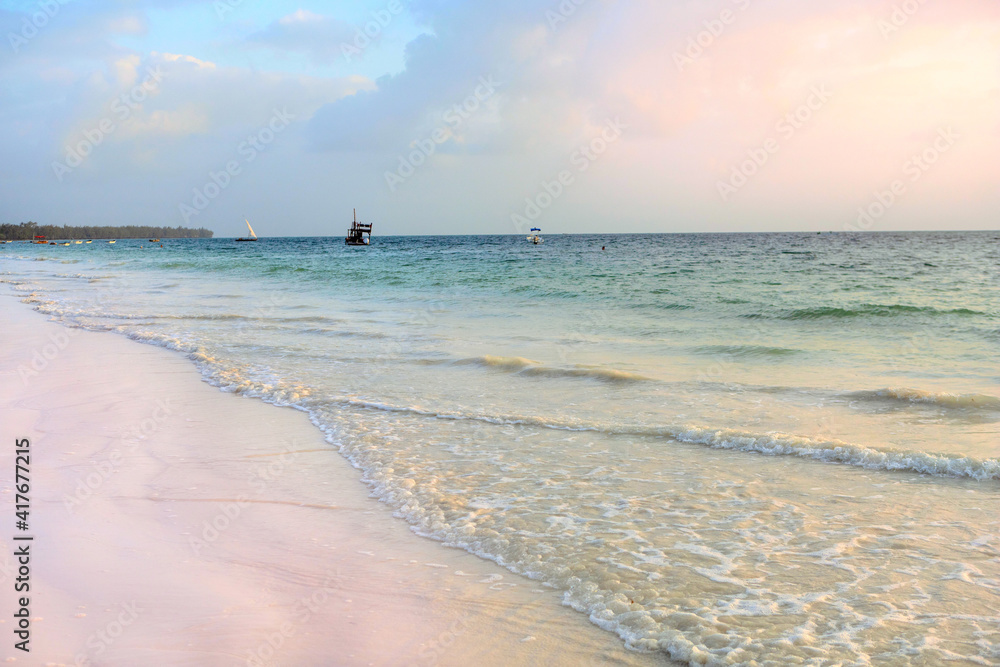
1, 0, 998, 237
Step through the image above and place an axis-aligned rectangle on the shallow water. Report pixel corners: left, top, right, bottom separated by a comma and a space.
3, 231, 999, 665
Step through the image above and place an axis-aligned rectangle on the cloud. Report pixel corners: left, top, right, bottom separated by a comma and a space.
245, 9, 357, 66
2, 0, 999, 234
0, 41, 372, 207
304, 0, 1000, 230
0, 3, 146, 71
160, 52, 217, 69
306, 0, 609, 153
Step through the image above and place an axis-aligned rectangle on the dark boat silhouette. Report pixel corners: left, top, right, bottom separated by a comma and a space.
345, 209, 372, 246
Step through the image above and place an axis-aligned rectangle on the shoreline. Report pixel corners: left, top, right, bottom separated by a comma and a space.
0, 289, 664, 665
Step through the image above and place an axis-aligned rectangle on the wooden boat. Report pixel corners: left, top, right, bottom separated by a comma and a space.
75, 240, 83, 244
85, 240, 92, 243
236, 219, 258, 242
149, 238, 160, 242
345, 209, 372, 246
108, 240, 116, 244
32, 235, 47, 244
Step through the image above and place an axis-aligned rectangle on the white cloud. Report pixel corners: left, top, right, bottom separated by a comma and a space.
2, 0, 999, 234
246, 10, 357, 65
159, 52, 217, 69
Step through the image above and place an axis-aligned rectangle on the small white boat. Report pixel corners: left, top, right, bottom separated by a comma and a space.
108, 240, 116, 244
526, 227, 543, 244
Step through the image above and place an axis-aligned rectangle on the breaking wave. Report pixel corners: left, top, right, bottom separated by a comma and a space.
746, 304, 986, 321
285, 395, 1000, 483
453, 355, 652, 383
847, 387, 1000, 411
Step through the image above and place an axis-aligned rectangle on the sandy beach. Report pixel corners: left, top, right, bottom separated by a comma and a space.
0, 288, 662, 666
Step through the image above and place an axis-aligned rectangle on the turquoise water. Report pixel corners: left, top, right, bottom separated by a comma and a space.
3, 232, 999, 665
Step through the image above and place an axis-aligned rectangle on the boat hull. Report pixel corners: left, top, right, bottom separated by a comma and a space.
345, 209, 372, 246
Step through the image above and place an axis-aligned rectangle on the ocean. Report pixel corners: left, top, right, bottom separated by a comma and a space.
3, 232, 999, 665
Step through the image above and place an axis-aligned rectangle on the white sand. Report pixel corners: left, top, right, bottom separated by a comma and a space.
0, 290, 662, 666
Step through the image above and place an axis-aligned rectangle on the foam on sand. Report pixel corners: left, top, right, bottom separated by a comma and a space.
0, 293, 657, 666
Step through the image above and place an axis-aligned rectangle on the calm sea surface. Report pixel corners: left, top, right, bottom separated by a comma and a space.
3, 232, 999, 665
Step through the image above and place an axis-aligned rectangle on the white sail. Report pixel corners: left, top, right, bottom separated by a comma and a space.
245, 219, 257, 239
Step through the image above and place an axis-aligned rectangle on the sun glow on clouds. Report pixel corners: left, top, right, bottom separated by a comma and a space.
159, 52, 217, 69
552, 1, 1000, 225
279, 9, 325, 25
1, 0, 998, 233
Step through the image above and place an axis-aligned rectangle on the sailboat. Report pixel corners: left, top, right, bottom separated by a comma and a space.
236, 219, 258, 242
345, 209, 372, 246
527, 227, 543, 244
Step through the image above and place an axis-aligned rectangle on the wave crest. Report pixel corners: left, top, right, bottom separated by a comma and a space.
308, 397, 1000, 482
455, 355, 539, 371
693, 345, 800, 358
744, 304, 986, 321
454, 355, 651, 383
848, 387, 1000, 410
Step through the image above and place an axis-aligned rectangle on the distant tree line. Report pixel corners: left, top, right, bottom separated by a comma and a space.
0, 221, 214, 240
